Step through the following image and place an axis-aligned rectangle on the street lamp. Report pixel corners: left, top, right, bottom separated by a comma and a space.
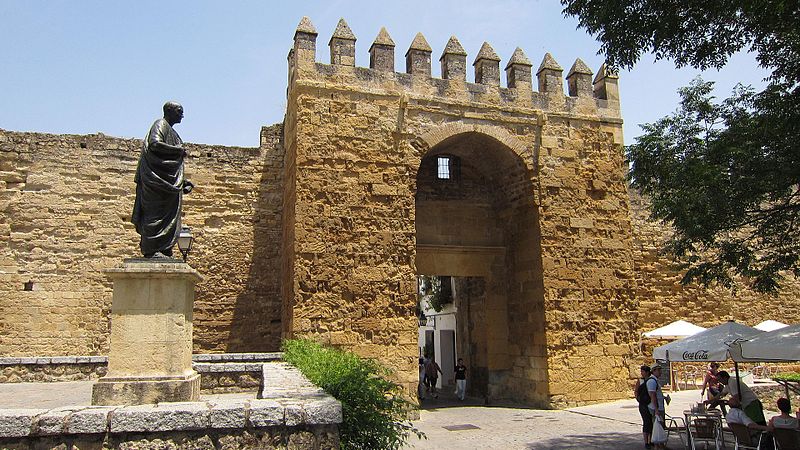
177, 226, 194, 262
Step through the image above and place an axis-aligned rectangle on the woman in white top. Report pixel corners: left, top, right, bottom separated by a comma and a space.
769, 398, 800, 430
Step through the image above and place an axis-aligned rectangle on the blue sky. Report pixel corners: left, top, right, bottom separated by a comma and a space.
1, 1, 769, 147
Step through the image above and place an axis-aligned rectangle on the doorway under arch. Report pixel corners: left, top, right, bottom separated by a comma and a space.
415, 130, 549, 405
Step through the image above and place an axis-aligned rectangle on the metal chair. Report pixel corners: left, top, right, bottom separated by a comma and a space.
773, 427, 800, 450
689, 418, 722, 450
683, 364, 699, 389
728, 422, 764, 450
665, 413, 688, 448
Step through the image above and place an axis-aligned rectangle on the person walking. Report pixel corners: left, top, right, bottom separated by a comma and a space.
454, 358, 467, 401
424, 357, 443, 398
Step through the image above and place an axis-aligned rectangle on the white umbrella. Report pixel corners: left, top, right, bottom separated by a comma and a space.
644, 320, 707, 340
653, 321, 763, 394
737, 324, 800, 361
754, 320, 789, 332
653, 321, 763, 362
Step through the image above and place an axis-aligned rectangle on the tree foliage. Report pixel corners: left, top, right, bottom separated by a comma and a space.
628, 79, 800, 292
561, 0, 800, 86
562, 0, 800, 292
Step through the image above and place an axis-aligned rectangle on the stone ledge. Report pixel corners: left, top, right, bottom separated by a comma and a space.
194, 363, 265, 373
0, 396, 342, 438
0, 353, 282, 367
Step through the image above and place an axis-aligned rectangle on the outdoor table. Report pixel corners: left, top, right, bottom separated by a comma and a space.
683, 409, 725, 449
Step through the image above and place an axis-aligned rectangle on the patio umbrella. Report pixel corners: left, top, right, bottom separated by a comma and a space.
644, 320, 707, 340
737, 324, 800, 361
753, 320, 789, 332
653, 320, 763, 362
653, 321, 763, 395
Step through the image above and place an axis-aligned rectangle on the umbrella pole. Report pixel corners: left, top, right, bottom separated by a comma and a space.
734, 361, 741, 402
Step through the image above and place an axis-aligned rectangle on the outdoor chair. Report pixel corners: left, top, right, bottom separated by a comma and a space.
664, 413, 688, 448
773, 427, 800, 450
729, 422, 764, 450
689, 418, 722, 450
683, 364, 700, 389
751, 365, 770, 380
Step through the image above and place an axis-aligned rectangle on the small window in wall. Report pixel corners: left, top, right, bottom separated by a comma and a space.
437, 156, 451, 179
436, 155, 460, 180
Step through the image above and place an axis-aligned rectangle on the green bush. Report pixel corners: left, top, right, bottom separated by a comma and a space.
772, 372, 800, 382
282, 339, 424, 450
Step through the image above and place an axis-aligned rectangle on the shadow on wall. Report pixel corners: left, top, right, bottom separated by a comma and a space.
225, 125, 285, 352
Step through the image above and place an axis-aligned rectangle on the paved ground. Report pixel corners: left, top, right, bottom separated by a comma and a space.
0, 382, 775, 449
405, 388, 722, 449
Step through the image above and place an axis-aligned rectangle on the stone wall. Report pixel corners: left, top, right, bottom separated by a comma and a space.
0, 125, 285, 356
629, 190, 800, 338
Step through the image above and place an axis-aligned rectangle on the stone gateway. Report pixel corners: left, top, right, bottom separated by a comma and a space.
0, 17, 798, 408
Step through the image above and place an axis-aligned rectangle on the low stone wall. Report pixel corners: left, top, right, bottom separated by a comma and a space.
0, 357, 107, 383
752, 383, 800, 413
196, 362, 263, 394
0, 353, 281, 392
0, 398, 340, 449
0, 359, 341, 449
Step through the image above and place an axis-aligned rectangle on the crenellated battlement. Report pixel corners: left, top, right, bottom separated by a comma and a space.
288, 17, 621, 120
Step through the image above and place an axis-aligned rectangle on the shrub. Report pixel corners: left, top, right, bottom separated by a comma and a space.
282, 339, 424, 450
772, 372, 800, 382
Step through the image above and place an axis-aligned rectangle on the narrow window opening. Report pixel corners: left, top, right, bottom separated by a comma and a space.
437, 156, 451, 179
79, 142, 87, 149
23, 280, 34, 291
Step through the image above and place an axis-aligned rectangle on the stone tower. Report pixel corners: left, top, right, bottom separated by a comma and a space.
283, 17, 633, 407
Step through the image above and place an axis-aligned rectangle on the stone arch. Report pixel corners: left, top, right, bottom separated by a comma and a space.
412, 122, 535, 173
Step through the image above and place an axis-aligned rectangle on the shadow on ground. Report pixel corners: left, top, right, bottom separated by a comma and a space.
526, 431, 643, 450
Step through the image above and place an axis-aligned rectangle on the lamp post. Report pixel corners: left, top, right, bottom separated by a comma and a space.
177, 226, 194, 262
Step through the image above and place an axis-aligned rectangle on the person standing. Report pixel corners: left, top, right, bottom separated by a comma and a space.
700, 362, 727, 414
635, 365, 654, 448
424, 357, 443, 399
454, 358, 467, 401
647, 364, 667, 449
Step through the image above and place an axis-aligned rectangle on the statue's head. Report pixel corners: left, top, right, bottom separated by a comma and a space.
163, 101, 184, 125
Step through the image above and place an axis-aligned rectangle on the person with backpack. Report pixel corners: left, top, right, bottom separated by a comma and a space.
635, 365, 654, 448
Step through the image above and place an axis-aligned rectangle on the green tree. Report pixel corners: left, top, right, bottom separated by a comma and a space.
562, 0, 800, 292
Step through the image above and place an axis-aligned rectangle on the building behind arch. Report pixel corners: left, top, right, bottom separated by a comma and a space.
1, 18, 798, 408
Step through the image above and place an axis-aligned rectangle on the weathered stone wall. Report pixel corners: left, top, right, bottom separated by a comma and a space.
283, 19, 634, 407
0, 125, 285, 356
629, 190, 800, 354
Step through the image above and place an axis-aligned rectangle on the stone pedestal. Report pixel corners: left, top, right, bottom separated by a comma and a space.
92, 259, 203, 406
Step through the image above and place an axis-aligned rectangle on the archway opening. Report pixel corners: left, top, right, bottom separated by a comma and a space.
415, 131, 548, 406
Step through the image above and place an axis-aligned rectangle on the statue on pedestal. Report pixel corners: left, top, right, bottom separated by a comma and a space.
131, 101, 194, 258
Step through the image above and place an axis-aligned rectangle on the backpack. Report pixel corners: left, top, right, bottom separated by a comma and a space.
636, 380, 650, 405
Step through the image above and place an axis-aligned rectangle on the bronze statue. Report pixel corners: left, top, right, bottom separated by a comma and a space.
131, 102, 194, 258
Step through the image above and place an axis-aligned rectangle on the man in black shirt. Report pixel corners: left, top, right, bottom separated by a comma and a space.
455, 358, 467, 401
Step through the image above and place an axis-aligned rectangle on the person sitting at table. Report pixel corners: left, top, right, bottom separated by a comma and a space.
768, 398, 799, 430
700, 362, 727, 414
710, 370, 767, 426
727, 397, 770, 444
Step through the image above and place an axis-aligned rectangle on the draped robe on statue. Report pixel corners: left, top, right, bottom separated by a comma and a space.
131, 118, 185, 256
